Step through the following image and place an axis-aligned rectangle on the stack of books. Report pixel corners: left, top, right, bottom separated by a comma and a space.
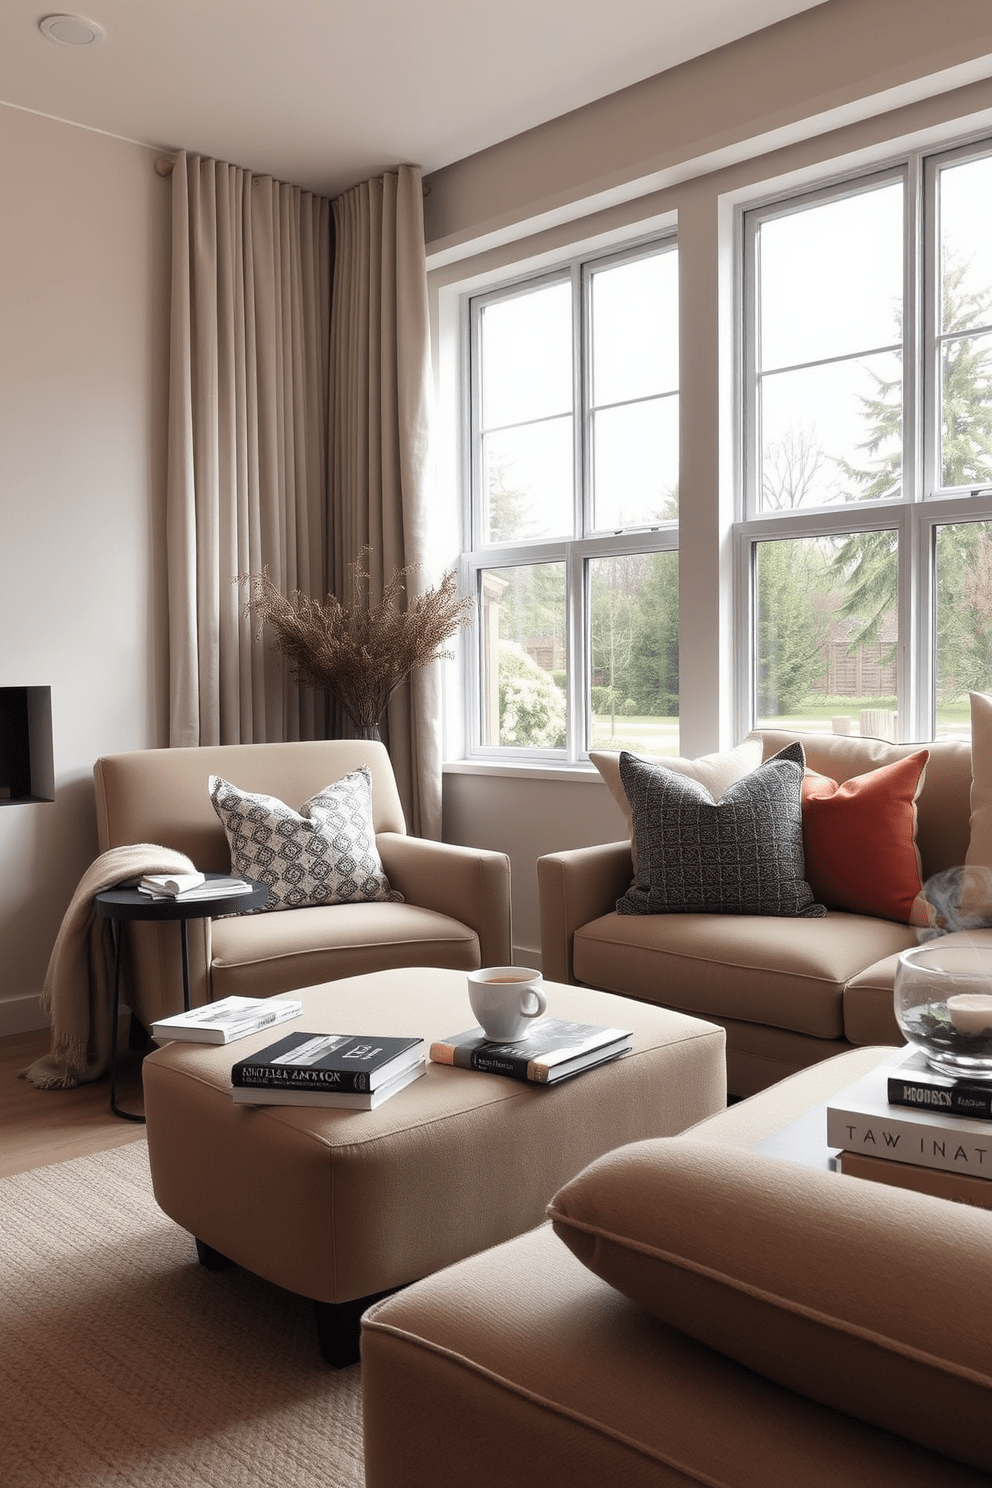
151, 996, 303, 1045
827, 1047, 992, 1210
231, 1031, 425, 1109
429, 1018, 632, 1085
138, 872, 251, 901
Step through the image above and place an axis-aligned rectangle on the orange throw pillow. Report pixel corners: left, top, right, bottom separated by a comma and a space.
801, 751, 929, 923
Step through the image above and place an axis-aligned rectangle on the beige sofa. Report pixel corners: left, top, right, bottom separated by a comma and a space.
93, 739, 511, 1030
361, 1047, 992, 1488
539, 730, 974, 1097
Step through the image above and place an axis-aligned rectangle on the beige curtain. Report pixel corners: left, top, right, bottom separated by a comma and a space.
167, 151, 332, 745
329, 166, 440, 838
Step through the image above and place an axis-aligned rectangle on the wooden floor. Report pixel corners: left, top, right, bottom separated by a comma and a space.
0, 1028, 147, 1177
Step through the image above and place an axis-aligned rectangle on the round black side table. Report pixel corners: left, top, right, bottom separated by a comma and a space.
95, 874, 270, 1122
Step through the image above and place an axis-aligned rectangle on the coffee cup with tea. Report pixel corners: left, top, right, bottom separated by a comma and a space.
467, 966, 547, 1042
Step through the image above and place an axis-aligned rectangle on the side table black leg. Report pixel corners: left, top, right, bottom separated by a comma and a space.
109, 918, 144, 1125
179, 920, 192, 1012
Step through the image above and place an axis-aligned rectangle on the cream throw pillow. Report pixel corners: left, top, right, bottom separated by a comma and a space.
590, 737, 763, 874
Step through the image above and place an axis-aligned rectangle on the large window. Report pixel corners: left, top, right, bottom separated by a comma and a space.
465, 240, 680, 759
741, 142, 992, 740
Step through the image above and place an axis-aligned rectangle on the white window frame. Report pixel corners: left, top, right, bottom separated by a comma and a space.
736, 137, 992, 743
462, 234, 679, 763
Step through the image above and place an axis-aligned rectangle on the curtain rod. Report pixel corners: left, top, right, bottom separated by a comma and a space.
154, 155, 430, 195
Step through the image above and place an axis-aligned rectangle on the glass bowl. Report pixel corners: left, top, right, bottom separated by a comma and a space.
894, 933, 992, 1079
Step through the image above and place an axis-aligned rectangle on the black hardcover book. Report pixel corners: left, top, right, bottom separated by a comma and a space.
886, 1047, 992, 1121
232, 1031, 423, 1094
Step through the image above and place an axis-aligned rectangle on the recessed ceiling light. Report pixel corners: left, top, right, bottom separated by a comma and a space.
39, 15, 104, 47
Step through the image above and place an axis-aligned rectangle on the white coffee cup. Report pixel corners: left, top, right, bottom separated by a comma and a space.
467, 966, 548, 1042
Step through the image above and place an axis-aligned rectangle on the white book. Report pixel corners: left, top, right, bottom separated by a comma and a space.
826, 1050, 992, 1180
230, 1059, 426, 1109
138, 872, 206, 896
138, 874, 251, 901
151, 996, 303, 1045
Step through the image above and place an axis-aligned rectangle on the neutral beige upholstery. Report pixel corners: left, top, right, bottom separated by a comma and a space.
361, 1047, 990, 1488
142, 968, 726, 1306
93, 740, 510, 1027
539, 731, 974, 1097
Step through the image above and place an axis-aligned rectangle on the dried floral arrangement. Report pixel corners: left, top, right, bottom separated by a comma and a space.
240, 549, 473, 736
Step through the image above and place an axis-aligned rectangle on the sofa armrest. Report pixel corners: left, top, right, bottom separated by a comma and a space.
377, 834, 511, 968
538, 841, 633, 985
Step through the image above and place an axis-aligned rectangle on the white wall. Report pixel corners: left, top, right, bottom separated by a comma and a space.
0, 105, 170, 1031
431, 0, 992, 966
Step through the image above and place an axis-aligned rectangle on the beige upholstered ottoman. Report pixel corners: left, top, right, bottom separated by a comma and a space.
142, 966, 726, 1363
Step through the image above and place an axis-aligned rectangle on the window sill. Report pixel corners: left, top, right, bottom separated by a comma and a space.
442, 758, 604, 784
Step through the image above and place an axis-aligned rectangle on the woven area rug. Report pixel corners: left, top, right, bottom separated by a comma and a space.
0, 1142, 364, 1487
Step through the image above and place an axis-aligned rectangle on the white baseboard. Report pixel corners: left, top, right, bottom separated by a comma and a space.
0, 993, 47, 1037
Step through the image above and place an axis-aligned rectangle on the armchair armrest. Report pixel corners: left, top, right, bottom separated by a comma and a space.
538, 841, 633, 985
377, 834, 511, 968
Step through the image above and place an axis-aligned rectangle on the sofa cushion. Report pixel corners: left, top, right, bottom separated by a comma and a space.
590, 738, 762, 875
616, 742, 824, 919
548, 1137, 992, 1476
209, 768, 402, 912
801, 751, 928, 923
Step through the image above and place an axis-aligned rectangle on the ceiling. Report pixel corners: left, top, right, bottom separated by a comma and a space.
0, 1, 827, 199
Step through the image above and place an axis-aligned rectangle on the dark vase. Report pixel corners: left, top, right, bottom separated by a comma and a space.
353, 720, 382, 742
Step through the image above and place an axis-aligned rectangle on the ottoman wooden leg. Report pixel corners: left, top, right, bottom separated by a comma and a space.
314, 1287, 403, 1368
195, 1237, 233, 1271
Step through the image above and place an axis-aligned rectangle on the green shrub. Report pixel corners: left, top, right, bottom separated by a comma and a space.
498, 644, 566, 749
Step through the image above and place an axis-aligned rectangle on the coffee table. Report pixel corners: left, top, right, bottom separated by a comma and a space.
141, 966, 727, 1365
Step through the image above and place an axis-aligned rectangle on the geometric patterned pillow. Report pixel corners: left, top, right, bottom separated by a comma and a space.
208, 768, 403, 912
616, 741, 825, 918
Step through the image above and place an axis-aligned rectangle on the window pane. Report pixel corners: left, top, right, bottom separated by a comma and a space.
939, 156, 992, 338
758, 184, 903, 371
482, 418, 573, 542
592, 395, 678, 530
479, 564, 566, 749
591, 251, 678, 406
759, 351, 902, 509
588, 553, 678, 753
935, 521, 992, 736
755, 532, 899, 736
480, 282, 572, 430
940, 332, 992, 490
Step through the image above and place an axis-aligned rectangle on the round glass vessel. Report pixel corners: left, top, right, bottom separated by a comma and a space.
894, 935, 992, 1079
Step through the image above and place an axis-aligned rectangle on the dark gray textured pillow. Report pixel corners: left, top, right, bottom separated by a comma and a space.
209, 767, 403, 912
617, 741, 825, 918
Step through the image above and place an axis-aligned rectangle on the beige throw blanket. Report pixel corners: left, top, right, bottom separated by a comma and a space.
24, 843, 197, 1089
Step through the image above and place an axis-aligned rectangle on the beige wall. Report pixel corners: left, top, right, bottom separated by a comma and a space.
430, 0, 992, 964
0, 105, 170, 1030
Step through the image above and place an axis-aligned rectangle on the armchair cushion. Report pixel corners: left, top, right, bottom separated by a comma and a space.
549, 1137, 992, 1476
617, 742, 824, 919
209, 768, 402, 912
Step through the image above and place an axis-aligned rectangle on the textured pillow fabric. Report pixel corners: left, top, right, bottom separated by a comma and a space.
591, 738, 763, 875
616, 741, 824, 918
801, 751, 928, 923
547, 1138, 992, 1476
209, 768, 402, 912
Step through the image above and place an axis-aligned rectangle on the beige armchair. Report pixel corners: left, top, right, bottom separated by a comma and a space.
94, 739, 511, 1030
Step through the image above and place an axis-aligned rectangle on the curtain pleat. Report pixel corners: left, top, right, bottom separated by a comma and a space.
329, 166, 440, 838
167, 152, 331, 746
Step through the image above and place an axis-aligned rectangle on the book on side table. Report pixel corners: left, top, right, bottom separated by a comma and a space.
429, 1018, 632, 1084
826, 1047, 992, 1185
231, 1030, 425, 1108
151, 996, 303, 1045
